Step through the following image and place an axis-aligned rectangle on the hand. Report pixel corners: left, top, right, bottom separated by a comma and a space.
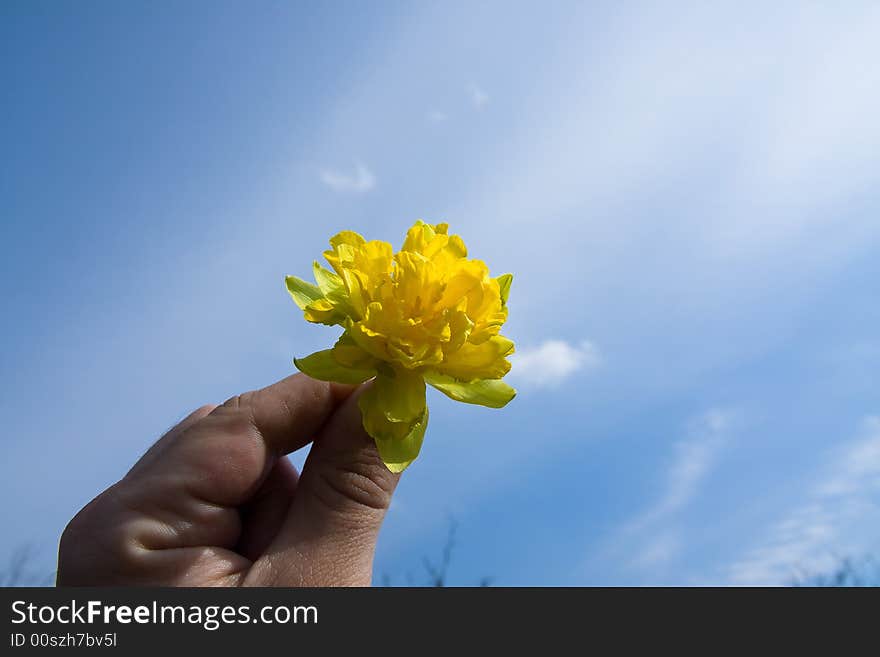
57, 374, 400, 586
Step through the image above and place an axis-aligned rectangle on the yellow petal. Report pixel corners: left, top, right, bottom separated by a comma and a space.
386, 339, 444, 369
438, 259, 488, 309
358, 240, 395, 281
401, 220, 436, 253
348, 306, 393, 361
436, 334, 515, 381
303, 298, 348, 326
329, 230, 366, 249
393, 251, 433, 307
445, 309, 475, 351
339, 267, 370, 318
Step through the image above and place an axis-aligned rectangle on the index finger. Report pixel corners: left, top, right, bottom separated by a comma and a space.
124, 373, 356, 520
229, 374, 357, 455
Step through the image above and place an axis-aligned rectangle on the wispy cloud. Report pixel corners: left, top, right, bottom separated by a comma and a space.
318, 162, 376, 193
588, 409, 734, 579
469, 83, 489, 109
510, 339, 599, 387
427, 109, 448, 122
630, 410, 732, 533
629, 532, 681, 570
455, 4, 880, 306
728, 416, 880, 585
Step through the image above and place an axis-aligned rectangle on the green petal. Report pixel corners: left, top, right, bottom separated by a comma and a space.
313, 261, 356, 319
358, 371, 430, 472
313, 261, 344, 297
332, 332, 380, 370
302, 301, 349, 327
363, 403, 429, 474
285, 275, 323, 310
372, 368, 427, 424
294, 349, 376, 385
359, 400, 428, 473
496, 273, 513, 306
425, 371, 517, 408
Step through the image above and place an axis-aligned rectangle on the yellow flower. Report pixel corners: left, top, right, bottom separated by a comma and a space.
285, 220, 516, 472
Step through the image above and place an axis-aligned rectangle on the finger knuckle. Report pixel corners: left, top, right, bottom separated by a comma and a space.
311, 449, 396, 517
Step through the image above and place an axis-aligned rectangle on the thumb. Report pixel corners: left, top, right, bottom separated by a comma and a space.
245, 383, 400, 586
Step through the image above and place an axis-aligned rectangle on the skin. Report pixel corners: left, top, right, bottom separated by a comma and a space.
57, 374, 400, 586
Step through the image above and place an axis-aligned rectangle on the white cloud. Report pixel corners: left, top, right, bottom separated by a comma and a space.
427, 109, 448, 122
469, 83, 489, 109
728, 416, 880, 585
510, 339, 599, 387
318, 162, 376, 193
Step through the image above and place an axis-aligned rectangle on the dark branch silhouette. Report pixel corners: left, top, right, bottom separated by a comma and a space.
381, 518, 493, 587
423, 519, 457, 587
789, 555, 880, 587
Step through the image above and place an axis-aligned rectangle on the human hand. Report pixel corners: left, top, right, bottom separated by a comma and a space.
57, 374, 399, 586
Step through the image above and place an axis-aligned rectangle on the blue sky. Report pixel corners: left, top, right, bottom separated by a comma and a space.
2, 1, 879, 585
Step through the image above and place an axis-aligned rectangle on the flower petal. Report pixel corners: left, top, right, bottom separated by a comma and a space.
496, 273, 513, 306
401, 220, 436, 253
285, 275, 323, 310
424, 371, 517, 408
358, 372, 423, 433
313, 261, 345, 297
436, 334, 515, 381
329, 230, 367, 250
373, 407, 428, 474
313, 261, 357, 318
438, 259, 487, 309
294, 349, 376, 385
303, 298, 348, 326
358, 370, 429, 472
332, 332, 380, 370
379, 367, 427, 423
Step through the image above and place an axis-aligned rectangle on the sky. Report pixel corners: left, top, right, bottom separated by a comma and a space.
1, 1, 879, 586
